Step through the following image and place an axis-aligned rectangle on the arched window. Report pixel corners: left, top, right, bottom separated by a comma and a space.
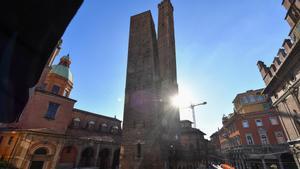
73, 118, 81, 128
87, 121, 95, 130
34, 147, 48, 155
100, 123, 108, 132
111, 125, 119, 133
51, 85, 60, 94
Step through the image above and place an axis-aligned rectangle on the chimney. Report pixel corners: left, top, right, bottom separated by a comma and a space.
282, 39, 293, 54
257, 61, 273, 84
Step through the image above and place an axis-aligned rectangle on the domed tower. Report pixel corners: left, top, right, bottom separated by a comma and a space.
44, 54, 73, 97
18, 54, 76, 133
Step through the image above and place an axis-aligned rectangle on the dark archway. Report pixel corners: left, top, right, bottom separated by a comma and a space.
79, 147, 94, 167
98, 148, 111, 169
29, 147, 48, 169
112, 149, 120, 169
281, 153, 298, 169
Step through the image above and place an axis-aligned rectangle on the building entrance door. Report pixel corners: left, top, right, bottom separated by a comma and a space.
29, 161, 44, 169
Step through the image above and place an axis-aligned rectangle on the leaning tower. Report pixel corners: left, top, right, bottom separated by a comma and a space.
120, 1, 180, 169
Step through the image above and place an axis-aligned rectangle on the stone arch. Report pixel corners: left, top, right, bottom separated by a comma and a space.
34, 147, 48, 155
111, 148, 120, 169
97, 148, 111, 169
29, 142, 56, 156
78, 147, 94, 167
29, 147, 50, 169
58, 145, 78, 168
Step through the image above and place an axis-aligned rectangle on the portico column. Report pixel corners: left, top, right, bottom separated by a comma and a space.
109, 147, 114, 169
239, 160, 243, 169
277, 155, 284, 169
75, 146, 82, 167
240, 156, 246, 169
94, 143, 101, 166
262, 158, 267, 169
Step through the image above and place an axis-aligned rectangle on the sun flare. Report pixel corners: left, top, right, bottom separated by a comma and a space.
170, 91, 196, 108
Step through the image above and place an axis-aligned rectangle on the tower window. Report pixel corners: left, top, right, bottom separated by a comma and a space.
52, 85, 60, 94
137, 143, 142, 158
45, 102, 60, 120
0, 136, 3, 144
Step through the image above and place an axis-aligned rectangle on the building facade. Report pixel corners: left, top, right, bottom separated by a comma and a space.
210, 131, 224, 164
176, 120, 207, 169
0, 42, 122, 169
218, 89, 297, 169
257, 0, 300, 167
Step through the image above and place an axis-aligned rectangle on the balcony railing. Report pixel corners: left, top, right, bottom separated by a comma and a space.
221, 144, 289, 155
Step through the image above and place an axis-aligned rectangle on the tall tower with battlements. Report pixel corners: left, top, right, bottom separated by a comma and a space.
157, 0, 180, 143
120, 1, 180, 169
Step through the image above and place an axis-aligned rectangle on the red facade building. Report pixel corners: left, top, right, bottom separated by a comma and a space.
218, 89, 297, 169
0, 41, 122, 169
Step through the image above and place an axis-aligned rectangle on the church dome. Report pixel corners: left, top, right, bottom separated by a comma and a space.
50, 55, 73, 83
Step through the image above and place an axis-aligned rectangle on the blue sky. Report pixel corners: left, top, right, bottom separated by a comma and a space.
55, 0, 290, 138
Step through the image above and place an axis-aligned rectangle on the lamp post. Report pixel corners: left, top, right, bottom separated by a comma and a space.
186, 102, 207, 128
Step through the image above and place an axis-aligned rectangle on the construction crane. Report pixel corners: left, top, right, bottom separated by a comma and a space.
184, 102, 207, 128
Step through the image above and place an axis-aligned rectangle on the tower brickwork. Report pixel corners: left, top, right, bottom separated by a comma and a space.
158, 0, 180, 143
120, 11, 164, 169
121, 1, 180, 169
158, 0, 177, 83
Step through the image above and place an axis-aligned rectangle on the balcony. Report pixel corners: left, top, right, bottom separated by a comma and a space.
222, 144, 289, 155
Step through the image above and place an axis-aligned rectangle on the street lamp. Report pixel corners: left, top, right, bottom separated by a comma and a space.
186, 102, 207, 128
170, 94, 207, 128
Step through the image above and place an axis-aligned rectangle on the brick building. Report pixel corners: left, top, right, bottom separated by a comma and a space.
218, 89, 297, 169
257, 0, 300, 167
210, 131, 224, 163
176, 120, 207, 169
0, 41, 122, 169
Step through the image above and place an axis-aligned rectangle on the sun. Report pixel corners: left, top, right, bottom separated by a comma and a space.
171, 95, 181, 107
171, 92, 194, 108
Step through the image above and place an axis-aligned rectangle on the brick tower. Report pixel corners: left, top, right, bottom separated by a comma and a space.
157, 0, 180, 143
18, 54, 75, 133
120, 0, 180, 169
